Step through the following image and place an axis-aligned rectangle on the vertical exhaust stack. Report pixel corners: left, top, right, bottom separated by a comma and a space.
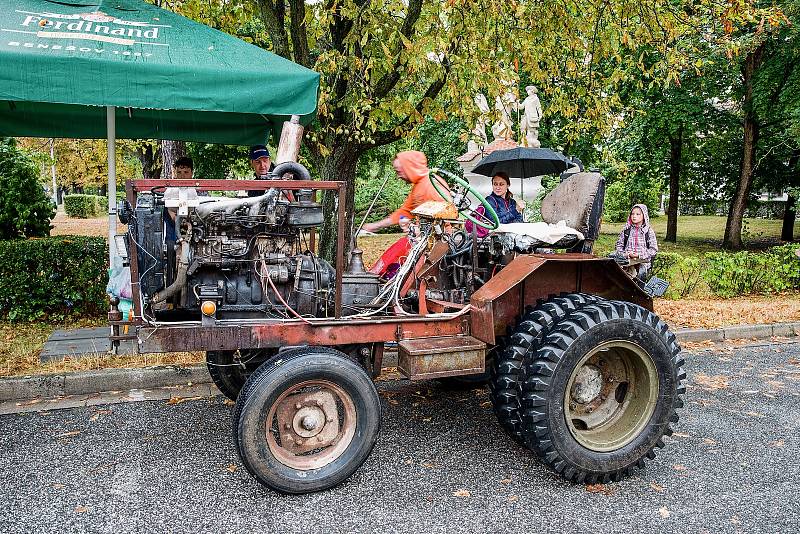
275, 115, 304, 164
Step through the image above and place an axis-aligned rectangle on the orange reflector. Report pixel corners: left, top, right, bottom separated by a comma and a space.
201, 301, 216, 316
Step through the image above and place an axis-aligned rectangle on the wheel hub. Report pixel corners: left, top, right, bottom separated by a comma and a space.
564, 340, 658, 452
571, 364, 603, 404
275, 389, 341, 455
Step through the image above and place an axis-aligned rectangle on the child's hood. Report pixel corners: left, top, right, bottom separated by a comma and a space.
625, 203, 651, 229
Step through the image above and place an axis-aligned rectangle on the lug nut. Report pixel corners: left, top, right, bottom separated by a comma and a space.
569, 402, 577, 410
587, 407, 594, 413
284, 423, 291, 430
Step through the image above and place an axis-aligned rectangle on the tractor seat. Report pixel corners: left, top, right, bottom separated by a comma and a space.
489, 171, 605, 254
540, 171, 605, 253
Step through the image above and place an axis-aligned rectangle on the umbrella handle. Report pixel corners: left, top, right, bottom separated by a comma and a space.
430, 168, 499, 230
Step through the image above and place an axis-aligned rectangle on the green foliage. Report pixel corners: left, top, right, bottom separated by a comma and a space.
704, 244, 800, 298
525, 175, 561, 222
0, 138, 55, 240
354, 143, 410, 226
603, 175, 662, 223
413, 118, 467, 177
64, 194, 106, 218
651, 252, 705, 299
0, 237, 107, 321
186, 143, 251, 180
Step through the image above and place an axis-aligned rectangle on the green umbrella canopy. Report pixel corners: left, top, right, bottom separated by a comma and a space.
0, 0, 320, 144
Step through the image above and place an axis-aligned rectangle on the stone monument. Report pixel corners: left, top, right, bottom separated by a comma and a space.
518, 85, 543, 148
467, 93, 490, 152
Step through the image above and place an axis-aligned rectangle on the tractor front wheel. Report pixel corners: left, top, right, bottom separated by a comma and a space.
234, 347, 381, 494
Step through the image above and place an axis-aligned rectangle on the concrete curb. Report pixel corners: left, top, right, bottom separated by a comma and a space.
0, 365, 211, 403
2, 322, 799, 402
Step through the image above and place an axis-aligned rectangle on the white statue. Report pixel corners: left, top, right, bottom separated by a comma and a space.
518, 85, 543, 148
491, 88, 516, 141
468, 93, 490, 152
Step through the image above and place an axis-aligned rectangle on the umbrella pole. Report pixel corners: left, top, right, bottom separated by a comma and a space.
106, 105, 117, 267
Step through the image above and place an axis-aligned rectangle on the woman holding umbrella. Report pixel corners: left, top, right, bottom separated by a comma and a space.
465, 171, 523, 237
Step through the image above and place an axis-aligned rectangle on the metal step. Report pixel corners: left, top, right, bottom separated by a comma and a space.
397, 335, 486, 381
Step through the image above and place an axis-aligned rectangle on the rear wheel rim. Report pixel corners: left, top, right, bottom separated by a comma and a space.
265, 379, 357, 470
563, 340, 658, 452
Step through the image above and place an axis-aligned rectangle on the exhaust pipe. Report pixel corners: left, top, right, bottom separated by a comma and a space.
152, 238, 191, 304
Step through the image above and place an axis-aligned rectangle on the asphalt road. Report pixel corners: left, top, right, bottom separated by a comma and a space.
1, 340, 799, 533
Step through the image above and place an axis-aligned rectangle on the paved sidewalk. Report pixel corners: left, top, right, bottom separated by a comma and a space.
2, 322, 799, 403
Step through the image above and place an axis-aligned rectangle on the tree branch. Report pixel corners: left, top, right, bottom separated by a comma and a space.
369, 65, 450, 148
371, 0, 424, 100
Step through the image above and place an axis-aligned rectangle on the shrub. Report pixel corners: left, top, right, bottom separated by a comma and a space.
603, 175, 661, 223
650, 252, 706, 299
703, 244, 800, 298
0, 138, 55, 239
0, 236, 108, 321
64, 194, 106, 218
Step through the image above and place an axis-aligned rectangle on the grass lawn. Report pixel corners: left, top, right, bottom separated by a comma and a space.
594, 215, 800, 257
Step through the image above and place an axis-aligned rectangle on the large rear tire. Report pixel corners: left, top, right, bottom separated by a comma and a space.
489, 293, 599, 443
235, 347, 381, 494
519, 300, 685, 483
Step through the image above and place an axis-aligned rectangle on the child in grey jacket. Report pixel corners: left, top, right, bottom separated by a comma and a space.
615, 204, 658, 279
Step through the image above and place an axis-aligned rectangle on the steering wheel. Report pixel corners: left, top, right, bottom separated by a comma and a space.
429, 168, 499, 230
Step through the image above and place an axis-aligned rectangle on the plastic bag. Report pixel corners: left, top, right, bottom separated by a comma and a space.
106, 256, 132, 299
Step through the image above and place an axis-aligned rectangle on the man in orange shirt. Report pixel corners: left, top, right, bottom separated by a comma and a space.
362, 151, 449, 233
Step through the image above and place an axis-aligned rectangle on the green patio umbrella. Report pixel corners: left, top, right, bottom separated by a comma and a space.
0, 0, 320, 263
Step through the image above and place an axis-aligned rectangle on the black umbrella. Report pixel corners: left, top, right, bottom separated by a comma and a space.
472, 147, 573, 178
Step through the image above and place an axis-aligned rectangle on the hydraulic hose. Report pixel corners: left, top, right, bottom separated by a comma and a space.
152, 238, 191, 304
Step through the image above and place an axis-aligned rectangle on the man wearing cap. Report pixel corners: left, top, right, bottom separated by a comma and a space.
247, 145, 274, 197
247, 144, 296, 201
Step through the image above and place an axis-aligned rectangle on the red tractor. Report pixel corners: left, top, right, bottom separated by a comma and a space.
114, 164, 684, 493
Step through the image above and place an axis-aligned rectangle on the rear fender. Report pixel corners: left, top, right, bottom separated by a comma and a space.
469, 254, 652, 345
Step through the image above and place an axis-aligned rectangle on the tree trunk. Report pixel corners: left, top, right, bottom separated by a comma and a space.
665, 125, 683, 243
724, 45, 764, 250
315, 148, 361, 264
782, 194, 796, 241
160, 140, 187, 179
136, 143, 160, 179
781, 152, 800, 242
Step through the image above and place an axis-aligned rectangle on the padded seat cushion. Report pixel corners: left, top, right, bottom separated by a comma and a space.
540, 172, 603, 237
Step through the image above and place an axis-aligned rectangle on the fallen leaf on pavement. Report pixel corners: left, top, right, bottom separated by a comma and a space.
223, 399, 235, 406
585, 484, 614, 495
672, 432, 690, 438
507, 495, 519, 503
702, 438, 717, 445
226, 464, 237, 473
745, 411, 765, 418
421, 462, 435, 469
672, 464, 688, 471
57, 430, 81, 438
15, 399, 42, 407
659, 507, 670, 518
480, 401, 492, 408
89, 409, 112, 422
75, 506, 88, 513
500, 478, 512, 485
650, 482, 663, 493
52, 484, 64, 489
694, 373, 729, 390
453, 489, 471, 497
166, 396, 203, 405
770, 440, 785, 447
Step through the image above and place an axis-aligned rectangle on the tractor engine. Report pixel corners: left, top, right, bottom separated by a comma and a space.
124, 180, 368, 321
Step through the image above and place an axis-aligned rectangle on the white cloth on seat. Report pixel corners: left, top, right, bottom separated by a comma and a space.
495, 220, 584, 245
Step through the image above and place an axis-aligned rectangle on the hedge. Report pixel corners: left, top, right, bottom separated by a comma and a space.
64, 194, 106, 218
651, 244, 800, 299
0, 236, 107, 321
